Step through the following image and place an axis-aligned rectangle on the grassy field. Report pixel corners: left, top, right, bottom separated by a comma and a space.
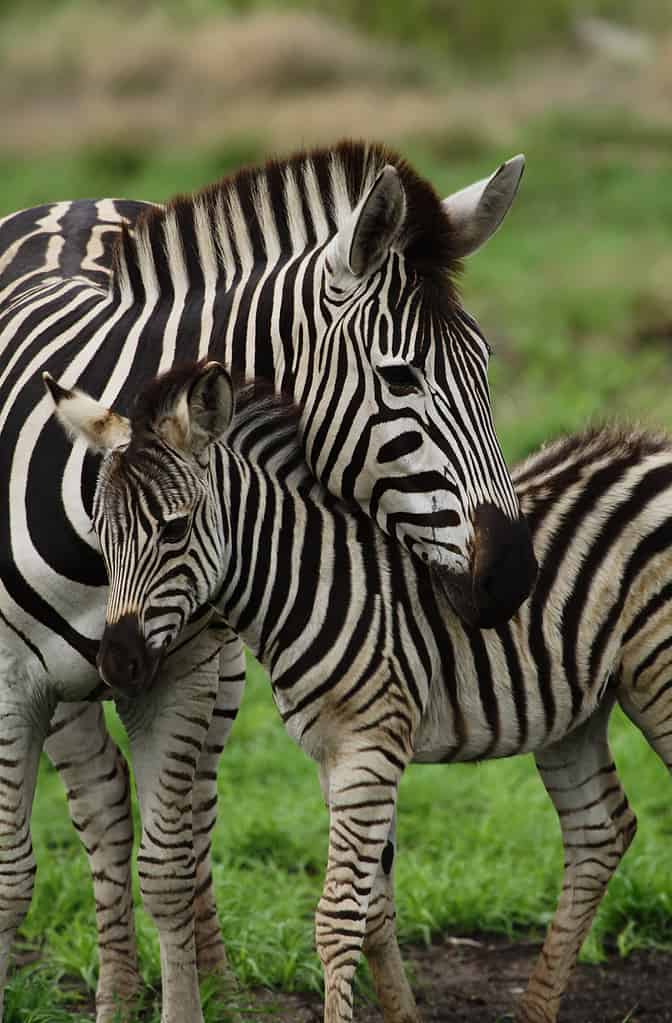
3, 58, 672, 1023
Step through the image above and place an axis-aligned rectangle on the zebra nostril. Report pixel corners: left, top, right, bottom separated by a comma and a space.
126, 654, 140, 682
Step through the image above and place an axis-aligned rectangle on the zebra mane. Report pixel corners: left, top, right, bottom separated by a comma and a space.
225, 384, 305, 459
111, 140, 461, 303
127, 361, 303, 463
513, 423, 672, 491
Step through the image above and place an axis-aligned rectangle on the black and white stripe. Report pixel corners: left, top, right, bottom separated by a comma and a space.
0, 142, 533, 1022
69, 362, 672, 1023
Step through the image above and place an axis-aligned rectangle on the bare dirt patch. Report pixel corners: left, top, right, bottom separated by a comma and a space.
252, 935, 672, 1022
17, 935, 672, 1020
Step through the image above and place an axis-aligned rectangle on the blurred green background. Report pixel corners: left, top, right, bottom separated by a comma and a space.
3, 1, 672, 1019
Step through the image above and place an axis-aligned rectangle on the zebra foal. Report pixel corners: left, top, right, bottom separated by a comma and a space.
0, 142, 535, 1021
48, 359, 669, 1023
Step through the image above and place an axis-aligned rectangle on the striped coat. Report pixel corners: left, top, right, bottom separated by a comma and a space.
51, 360, 671, 1023
0, 142, 535, 1022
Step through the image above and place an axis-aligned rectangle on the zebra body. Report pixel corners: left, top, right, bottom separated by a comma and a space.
55, 360, 672, 1023
0, 144, 534, 1022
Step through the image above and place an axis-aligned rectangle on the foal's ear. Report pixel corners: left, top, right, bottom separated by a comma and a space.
161, 362, 234, 456
187, 362, 235, 451
43, 373, 131, 453
442, 154, 525, 257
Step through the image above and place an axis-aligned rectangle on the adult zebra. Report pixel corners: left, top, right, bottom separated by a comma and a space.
53, 359, 671, 1023
0, 143, 536, 1022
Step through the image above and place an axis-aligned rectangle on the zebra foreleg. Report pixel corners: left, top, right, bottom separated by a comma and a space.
362, 814, 421, 1023
117, 632, 222, 1023
192, 626, 245, 981
44, 701, 140, 1023
517, 695, 637, 1023
317, 746, 409, 1023
0, 679, 55, 1020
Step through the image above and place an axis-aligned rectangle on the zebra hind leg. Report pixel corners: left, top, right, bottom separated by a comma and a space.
517, 694, 637, 1023
619, 671, 672, 774
362, 814, 421, 1023
192, 627, 245, 986
44, 701, 140, 1023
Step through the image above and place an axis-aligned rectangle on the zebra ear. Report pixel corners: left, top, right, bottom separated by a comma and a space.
442, 154, 525, 257
43, 372, 131, 453
333, 165, 406, 280
182, 362, 234, 455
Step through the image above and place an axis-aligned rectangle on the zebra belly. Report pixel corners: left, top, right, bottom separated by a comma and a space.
412, 673, 610, 764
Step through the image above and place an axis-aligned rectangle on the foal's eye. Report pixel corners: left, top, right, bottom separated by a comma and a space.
161, 515, 190, 544
378, 364, 422, 398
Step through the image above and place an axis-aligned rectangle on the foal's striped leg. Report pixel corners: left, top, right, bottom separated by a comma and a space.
317, 677, 415, 1023
117, 632, 222, 1023
319, 756, 403, 1023
619, 666, 672, 774
362, 815, 420, 1023
192, 625, 245, 980
45, 702, 139, 1023
518, 696, 637, 1023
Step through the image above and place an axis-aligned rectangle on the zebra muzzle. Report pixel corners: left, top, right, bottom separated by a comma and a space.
433, 504, 537, 629
97, 614, 164, 694
471, 503, 538, 627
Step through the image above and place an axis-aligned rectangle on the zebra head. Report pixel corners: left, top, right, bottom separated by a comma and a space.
43, 365, 231, 693
308, 151, 537, 623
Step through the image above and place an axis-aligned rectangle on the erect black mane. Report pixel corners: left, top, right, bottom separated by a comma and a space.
112, 139, 463, 302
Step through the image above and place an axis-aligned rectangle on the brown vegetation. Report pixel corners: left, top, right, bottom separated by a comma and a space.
2, 6, 672, 155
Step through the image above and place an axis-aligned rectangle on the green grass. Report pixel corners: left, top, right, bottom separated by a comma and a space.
4, 108, 672, 1017
13, 658, 672, 1020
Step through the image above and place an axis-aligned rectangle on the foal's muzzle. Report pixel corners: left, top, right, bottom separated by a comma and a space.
97, 614, 164, 693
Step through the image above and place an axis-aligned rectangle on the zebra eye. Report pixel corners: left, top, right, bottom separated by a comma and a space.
161, 515, 190, 544
378, 364, 421, 398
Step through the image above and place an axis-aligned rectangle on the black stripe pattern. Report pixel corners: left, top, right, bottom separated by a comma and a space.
0, 143, 528, 1023
90, 373, 672, 1023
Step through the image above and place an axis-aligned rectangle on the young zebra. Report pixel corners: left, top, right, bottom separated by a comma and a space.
0, 142, 535, 1022
46, 359, 666, 1023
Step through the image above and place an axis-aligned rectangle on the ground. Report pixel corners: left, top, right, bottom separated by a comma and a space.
255, 936, 672, 1023
17, 933, 672, 1022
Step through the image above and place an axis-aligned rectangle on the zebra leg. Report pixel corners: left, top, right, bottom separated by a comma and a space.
117, 632, 221, 1023
44, 701, 140, 1023
0, 681, 54, 1019
192, 625, 245, 980
362, 815, 421, 1023
318, 747, 409, 1023
517, 695, 637, 1023
619, 675, 672, 773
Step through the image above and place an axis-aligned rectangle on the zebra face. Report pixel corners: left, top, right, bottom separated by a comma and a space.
91, 448, 222, 692
310, 158, 537, 627
44, 365, 229, 693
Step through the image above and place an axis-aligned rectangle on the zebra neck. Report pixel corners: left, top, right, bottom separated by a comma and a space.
110, 212, 323, 392
210, 412, 359, 662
